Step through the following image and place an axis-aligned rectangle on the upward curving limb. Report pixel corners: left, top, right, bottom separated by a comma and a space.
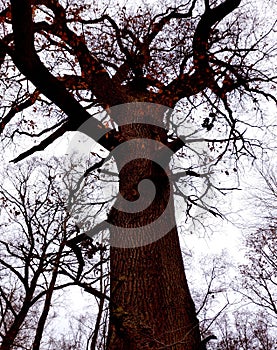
10, 1, 102, 127
34, 0, 128, 105
192, 0, 241, 73
7, 0, 125, 161
161, 0, 242, 105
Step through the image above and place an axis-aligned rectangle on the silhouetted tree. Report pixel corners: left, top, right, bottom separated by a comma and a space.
0, 160, 108, 350
0, 0, 276, 348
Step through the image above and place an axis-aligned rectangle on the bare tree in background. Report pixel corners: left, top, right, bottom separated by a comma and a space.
0, 160, 109, 350
206, 165, 277, 350
0, 0, 276, 348
239, 226, 277, 318
213, 310, 275, 350
236, 166, 277, 319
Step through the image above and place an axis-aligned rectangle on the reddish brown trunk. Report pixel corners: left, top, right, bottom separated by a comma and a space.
106, 123, 201, 349
107, 228, 201, 349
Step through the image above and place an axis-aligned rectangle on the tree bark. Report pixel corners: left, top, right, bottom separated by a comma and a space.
106, 122, 201, 349
107, 228, 201, 350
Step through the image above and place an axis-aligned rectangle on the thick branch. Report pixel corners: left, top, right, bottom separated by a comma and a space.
37, 1, 128, 105
162, 0, 241, 104
10, 1, 103, 129
10, 123, 68, 163
8, 0, 126, 161
193, 0, 241, 64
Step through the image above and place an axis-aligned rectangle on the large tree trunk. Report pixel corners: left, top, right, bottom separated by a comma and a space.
107, 228, 201, 349
106, 121, 201, 349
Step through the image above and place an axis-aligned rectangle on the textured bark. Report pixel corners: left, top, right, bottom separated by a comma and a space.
107, 228, 201, 350
106, 122, 201, 349
4, 1, 247, 348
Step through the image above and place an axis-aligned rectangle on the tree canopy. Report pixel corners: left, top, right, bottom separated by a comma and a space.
0, 0, 276, 349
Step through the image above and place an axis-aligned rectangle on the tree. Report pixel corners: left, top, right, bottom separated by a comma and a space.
213, 310, 276, 350
0, 160, 109, 350
208, 164, 277, 350
239, 225, 277, 318
0, 0, 276, 348
235, 165, 277, 319
181, 248, 276, 350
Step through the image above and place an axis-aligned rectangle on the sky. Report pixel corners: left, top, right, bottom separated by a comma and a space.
0, 0, 276, 345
